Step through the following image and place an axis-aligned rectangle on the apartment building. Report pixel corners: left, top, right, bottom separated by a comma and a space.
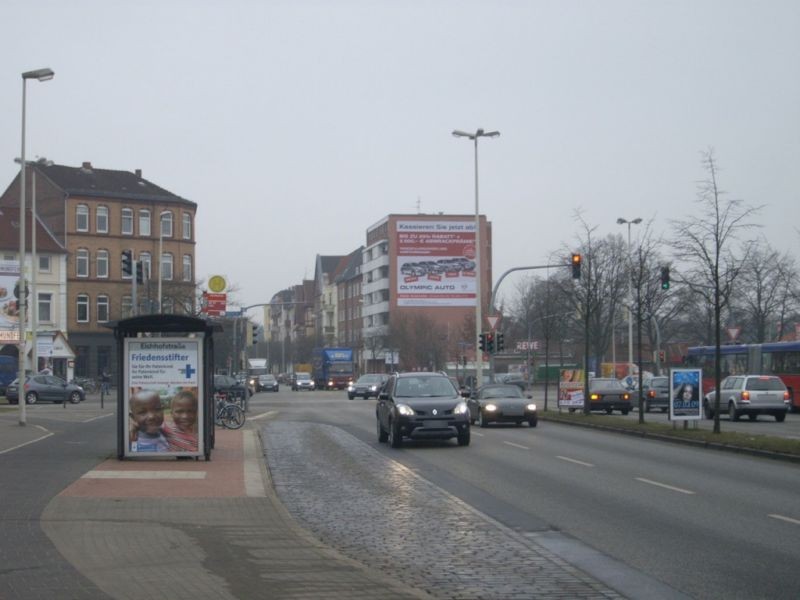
0, 161, 197, 377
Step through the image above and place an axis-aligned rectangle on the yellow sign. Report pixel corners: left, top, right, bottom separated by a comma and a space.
208, 275, 227, 293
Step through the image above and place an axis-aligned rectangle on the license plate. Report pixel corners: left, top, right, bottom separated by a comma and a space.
424, 420, 442, 429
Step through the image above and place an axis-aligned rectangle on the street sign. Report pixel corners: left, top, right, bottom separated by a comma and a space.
487, 315, 500, 330
727, 327, 741, 341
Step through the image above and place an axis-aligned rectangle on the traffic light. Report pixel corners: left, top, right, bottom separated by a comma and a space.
571, 253, 582, 279
478, 333, 486, 352
496, 332, 504, 352
122, 250, 133, 277
660, 266, 670, 290
485, 332, 495, 354
250, 322, 259, 345
136, 261, 145, 284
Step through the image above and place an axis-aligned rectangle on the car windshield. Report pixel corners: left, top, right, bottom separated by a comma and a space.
745, 377, 786, 391
480, 385, 523, 399
357, 375, 381, 384
650, 377, 668, 388
395, 376, 456, 398
296, 373, 310, 381
591, 379, 625, 390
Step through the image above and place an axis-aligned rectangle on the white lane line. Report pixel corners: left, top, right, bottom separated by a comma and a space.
249, 410, 279, 421
503, 441, 530, 450
0, 431, 54, 455
82, 471, 206, 479
471, 431, 484, 437
556, 455, 595, 467
83, 413, 114, 423
768, 514, 800, 526
635, 477, 695, 495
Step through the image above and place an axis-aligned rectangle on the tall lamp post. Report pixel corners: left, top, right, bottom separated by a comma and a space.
17, 67, 54, 426
452, 128, 499, 389
616, 217, 641, 381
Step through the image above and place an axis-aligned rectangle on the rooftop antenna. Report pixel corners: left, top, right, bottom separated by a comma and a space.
416, 196, 422, 213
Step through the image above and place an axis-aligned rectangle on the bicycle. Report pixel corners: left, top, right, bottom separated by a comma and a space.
214, 393, 245, 429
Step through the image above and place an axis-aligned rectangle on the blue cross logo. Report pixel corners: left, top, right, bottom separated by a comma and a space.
182, 364, 196, 379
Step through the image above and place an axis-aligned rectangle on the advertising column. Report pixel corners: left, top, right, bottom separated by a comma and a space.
124, 338, 204, 457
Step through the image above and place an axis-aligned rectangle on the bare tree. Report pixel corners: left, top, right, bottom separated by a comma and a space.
671, 149, 762, 433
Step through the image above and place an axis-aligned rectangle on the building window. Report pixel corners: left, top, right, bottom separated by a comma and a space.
182, 299, 194, 315
161, 253, 173, 281
96, 206, 109, 233
76, 249, 89, 277
160, 211, 173, 238
121, 295, 133, 318
75, 346, 90, 377
38, 255, 51, 273
97, 346, 111, 376
139, 252, 152, 280
182, 213, 192, 240
76, 294, 89, 322
122, 208, 133, 235
96, 249, 109, 278
121, 251, 132, 280
97, 295, 110, 322
38, 293, 52, 323
139, 209, 151, 237
76, 204, 89, 232
182, 254, 192, 282
162, 298, 174, 314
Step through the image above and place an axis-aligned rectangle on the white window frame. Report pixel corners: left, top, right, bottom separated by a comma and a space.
76, 294, 89, 323
97, 295, 110, 323
139, 209, 151, 237
182, 212, 192, 240
182, 254, 192, 282
121, 295, 133, 319
38, 293, 52, 323
96, 206, 109, 233
121, 208, 133, 235
76, 204, 89, 232
76, 249, 89, 278
160, 211, 173, 238
96, 249, 109, 279
161, 253, 173, 281
38, 255, 51, 273
139, 252, 152, 280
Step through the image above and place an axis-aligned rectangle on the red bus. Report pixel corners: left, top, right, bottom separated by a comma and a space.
686, 341, 800, 412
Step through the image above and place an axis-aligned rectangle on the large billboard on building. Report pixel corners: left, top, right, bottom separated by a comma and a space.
396, 220, 477, 307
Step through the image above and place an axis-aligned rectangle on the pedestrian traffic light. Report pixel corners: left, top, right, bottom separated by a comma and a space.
478, 333, 486, 352
122, 250, 133, 277
136, 261, 145, 284
485, 332, 495, 354
496, 332, 504, 352
571, 253, 582, 279
660, 266, 670, 290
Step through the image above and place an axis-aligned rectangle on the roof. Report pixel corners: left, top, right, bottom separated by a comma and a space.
33, 162, 194, 206
0, 207, 67, 253
334, 246, 363, 284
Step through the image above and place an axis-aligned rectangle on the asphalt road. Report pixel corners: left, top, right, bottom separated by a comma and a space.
252, 389, 800, 600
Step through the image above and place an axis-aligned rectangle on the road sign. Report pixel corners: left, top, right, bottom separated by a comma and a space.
727, 327, 741, 341
487, 315, 500, 330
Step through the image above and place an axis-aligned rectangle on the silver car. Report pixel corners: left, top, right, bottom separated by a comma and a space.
703, 375, 790, 422
6, 375, 85, 404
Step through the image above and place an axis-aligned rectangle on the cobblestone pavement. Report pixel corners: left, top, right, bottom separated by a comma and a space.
262, 421, 625, 600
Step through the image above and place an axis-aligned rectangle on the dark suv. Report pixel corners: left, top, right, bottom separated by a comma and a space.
376, 372, 471, 448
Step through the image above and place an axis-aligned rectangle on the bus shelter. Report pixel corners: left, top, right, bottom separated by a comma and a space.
111, 315, 220, 461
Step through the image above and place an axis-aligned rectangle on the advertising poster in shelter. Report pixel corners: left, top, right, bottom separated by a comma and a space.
0, 260, 21, 342
124, 338, 203, 457
669, 368, 702, 421
395, 220, 477, 307
558, 368, 585, 409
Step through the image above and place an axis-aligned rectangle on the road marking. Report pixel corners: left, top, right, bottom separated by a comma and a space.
503, 441, 530, 450
556, 455, 594, 467
82, 471, 206, 479
83, 413, 113, 423
244, 430, 266, 497
768, 514, 800, 526
249, 410, 278, 421
0, 430, 54, 455
635, 477, 695, 495
471, 431, 484, 437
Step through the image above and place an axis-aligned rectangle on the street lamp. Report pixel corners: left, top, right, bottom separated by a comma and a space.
452, 128, 499, 389
17, 67, 54, 426
616, 217, 642, 381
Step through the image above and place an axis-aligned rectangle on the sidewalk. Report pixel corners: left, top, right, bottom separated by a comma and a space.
39, 427, 430, 600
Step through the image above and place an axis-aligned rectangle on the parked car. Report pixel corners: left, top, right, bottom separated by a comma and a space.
6, 375, 84, 405
376, 371, 471, 447
467, 384, 537, 428
496, 373, 528, 391
703, 375, 790, 421
644, 376, 670, 412
292, 372, 316, 391
569, 378, 631, 415
213, 374, 250, 401
347, 374, 387, 399
257, 374, 279, 392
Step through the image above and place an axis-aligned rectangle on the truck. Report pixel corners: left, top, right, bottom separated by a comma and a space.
246, 358, 268, 394
312, 347, 354, 390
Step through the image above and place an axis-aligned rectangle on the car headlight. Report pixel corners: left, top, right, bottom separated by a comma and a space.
369, 385, 377, 392
347, 385, 355, 392
526, 403, 537, 412
453, 401, 469, 415
396, 403, 415, 416
328, 380, 334, 386
484, 403, 498, 412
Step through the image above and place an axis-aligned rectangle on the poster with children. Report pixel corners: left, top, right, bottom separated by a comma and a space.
124, 338, 203, 457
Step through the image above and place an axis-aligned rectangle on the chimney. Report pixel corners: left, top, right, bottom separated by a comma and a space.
81, 161, 93, 171
135, 169, 142, 178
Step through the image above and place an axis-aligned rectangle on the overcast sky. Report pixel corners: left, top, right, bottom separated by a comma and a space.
3, 1, 798, 321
